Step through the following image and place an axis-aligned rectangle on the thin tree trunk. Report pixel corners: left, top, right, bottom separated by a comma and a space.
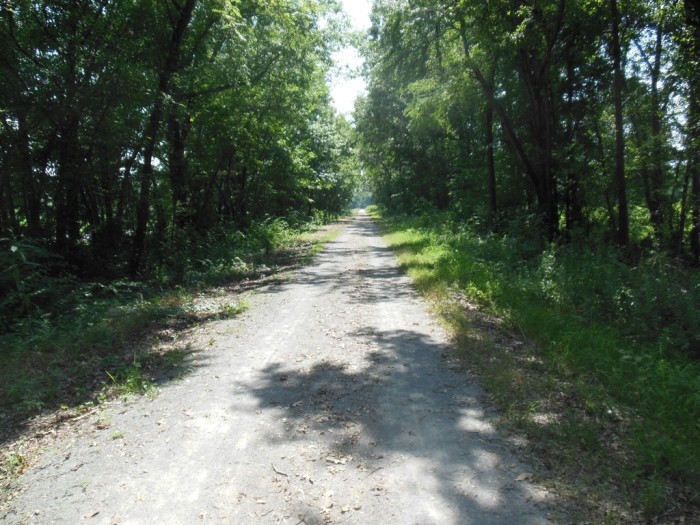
685, 1, 700, 261
115, 150, 137, 226
0, 169, 17, 235
167, 111, 190, 229
673, 162, 690, 254
457, 17, 544, 210
55, 116, 81, 256
633, 25, 668, 245
16, 114, 41, 237
610, 0, 630, 246
690, 93, 700, 260
485, 102, 497, 217
649, 26, 666, 243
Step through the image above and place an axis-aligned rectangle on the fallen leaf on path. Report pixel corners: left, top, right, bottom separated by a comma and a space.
516, 473, 534, 482
326, 455, 352, 465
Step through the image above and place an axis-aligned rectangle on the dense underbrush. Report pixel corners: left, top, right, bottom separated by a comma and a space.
368, 205, 700, 519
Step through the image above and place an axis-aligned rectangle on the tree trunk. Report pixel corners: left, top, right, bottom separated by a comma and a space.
0, 168, 17, 235
645, 25, 668, 245
16, 114, 42, 237
610, 0, 630, 246
55, 116, 82, 257
129, 0, 197, 276
672, 161, 690, 254
485, 89, 497, 218
685, 1, 700, 261
690, 93, 700, 261
457, 17, 545, 214
167, 111, 190, 229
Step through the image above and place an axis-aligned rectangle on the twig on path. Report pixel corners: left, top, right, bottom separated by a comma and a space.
272, 463, 290, 478
364, 466, 383, 479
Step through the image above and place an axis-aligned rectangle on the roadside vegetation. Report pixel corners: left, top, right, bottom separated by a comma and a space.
0, 216, 342, 430
356, 1, 700, 521
368, 205, 700, 522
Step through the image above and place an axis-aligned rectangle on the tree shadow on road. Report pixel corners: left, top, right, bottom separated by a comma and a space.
237, 327, 561, 524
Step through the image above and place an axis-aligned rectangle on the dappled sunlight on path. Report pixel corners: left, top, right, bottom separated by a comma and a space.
2, 212, 562, 524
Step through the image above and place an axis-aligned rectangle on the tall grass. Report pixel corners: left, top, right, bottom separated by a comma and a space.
369, 206, 700, 504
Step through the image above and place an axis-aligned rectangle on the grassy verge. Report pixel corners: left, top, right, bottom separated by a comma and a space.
0, 216, 344, 431
367, 206, 700, 523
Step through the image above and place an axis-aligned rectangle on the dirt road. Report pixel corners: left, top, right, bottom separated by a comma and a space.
2, 212, 561, 524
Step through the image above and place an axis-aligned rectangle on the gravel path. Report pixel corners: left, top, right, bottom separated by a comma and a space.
2, 212, 561, 524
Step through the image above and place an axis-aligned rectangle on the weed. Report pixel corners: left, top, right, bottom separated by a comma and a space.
639, 477, 668, 520
106, 356, 154, 397
219, 298, 249, 319
2, 452, 27, 478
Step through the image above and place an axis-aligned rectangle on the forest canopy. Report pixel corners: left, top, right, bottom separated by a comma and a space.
356, 0, 700, 255
0, 0, 355, 282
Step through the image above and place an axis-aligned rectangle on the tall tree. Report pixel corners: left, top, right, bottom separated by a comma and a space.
130, 0, 197, 276
610, 0, 630, 246
358, 0, 699, 259
0, 0, 352, 279
684, 0, 700, 260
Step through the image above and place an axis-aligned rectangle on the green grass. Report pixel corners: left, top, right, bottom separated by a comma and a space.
368, 205, 700, 520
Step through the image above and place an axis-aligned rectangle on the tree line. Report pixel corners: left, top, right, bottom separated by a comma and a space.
0, 0, 354, 280
356, 0, 700, 259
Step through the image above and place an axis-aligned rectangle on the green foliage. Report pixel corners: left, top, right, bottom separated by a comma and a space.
0, 0, 356, 278
377, 209, 700, 505
358, 0, 699, 254
1, 452, 27, 479
220, 299, 249, 319
0, 239, 73, 329
154, 217, 321, 287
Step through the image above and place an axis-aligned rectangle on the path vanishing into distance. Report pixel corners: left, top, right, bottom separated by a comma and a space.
2, 212, 564, 524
